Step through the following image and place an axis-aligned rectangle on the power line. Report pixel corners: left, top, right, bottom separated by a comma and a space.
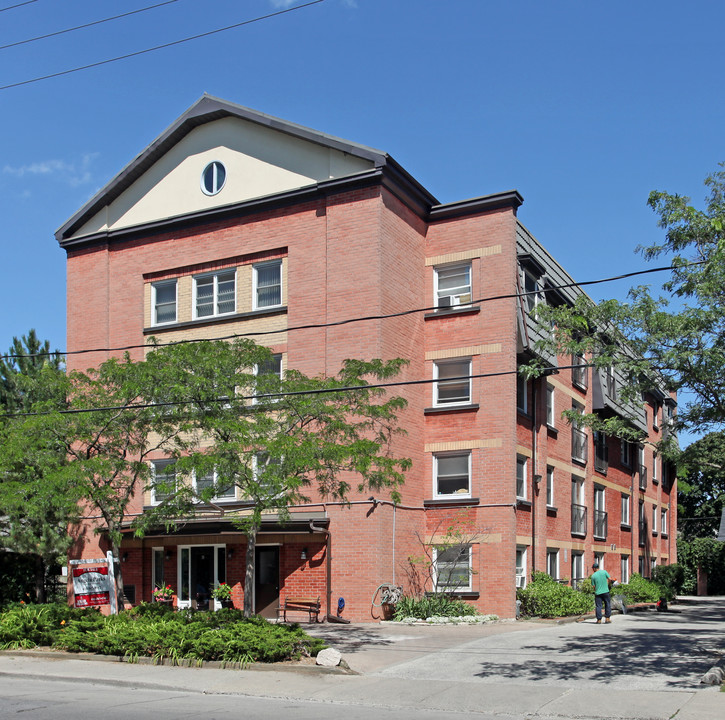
0, 0, 37, 12
0, 0, 326, 90
0, 0, 180, 51
0, 260, 705, 362
1, 364, 584, 419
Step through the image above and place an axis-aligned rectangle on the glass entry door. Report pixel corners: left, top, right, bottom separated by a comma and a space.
177, 545, 226, 610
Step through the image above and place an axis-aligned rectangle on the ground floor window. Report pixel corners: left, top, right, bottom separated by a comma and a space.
571, 552, 584, 589
152, 547, 164, 591
620, 555, 629, 584
177, 544, 226, 611
516, 546, 527, 588
434, 545, 472, 592
546, 549, 559, 580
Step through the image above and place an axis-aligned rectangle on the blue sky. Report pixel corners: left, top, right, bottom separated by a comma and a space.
0, 0, 722, 442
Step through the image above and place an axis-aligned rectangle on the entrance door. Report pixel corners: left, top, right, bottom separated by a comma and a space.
254, 546, 279, 618
177, 545, 226, 610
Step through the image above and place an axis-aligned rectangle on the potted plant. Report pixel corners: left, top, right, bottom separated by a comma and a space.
153, 585, 174, 604
211, 582, 233, 608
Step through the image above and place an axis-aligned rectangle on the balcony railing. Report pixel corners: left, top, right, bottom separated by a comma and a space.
594, 451, 609, 474
572, 429, 588, 464
593, 509, 608, 539
638, 464, 647, 490
639, 520, 647, 546
571, 503, 587, 536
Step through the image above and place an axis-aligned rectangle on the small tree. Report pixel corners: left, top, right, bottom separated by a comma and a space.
136, 338, 412, 617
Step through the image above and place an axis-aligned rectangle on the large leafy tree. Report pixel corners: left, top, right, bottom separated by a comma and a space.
0, 330, 71, 602
140, 338, 411, 617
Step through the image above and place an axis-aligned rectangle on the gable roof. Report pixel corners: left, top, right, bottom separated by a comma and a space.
55, 94, 437, 244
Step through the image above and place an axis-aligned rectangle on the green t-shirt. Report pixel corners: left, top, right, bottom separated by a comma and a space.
591, 568, 611, 595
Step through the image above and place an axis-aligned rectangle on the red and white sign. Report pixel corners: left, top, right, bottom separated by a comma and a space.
72, 565, 111, 608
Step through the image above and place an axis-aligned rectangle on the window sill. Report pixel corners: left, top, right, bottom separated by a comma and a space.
144, 306, 287, 334
424, 497, 479, 507
424, 403, 479, 415
517, 408, 530, 418
661, 533, 668, 539
424, 306, 481, 320
426, 591, 479, 599
572, 457, 587, 467
652, 531, 658, 537
620, 523, 632, 531
546, 424, 558, 435
571, 531, 586, 539
572, 381, 588, 393
517, 498, 532, 509
546, 505, 558, 514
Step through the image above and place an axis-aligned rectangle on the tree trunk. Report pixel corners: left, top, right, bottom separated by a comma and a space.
110, 540, 125, 611
34, 555, 46, 604
243, 525, 259, 618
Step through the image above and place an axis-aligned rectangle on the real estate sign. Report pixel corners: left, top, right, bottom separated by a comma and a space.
70, 552, 117, 613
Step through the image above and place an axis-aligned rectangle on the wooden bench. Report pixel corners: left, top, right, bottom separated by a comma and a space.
277, 596, 321, 623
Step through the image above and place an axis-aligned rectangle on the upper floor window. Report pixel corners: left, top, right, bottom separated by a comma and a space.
150, 459, 176, 505
152, 279, 177, 325
621, 493, 631, 526
572, 352, 588, 390
434, 263, 472, 309
194, 270, 236, 319
521, 267, 544, 314
254, 261, 282, 310
661, 508, 668, 536
195, 469, 235, 501
516, 455, 528, 500
200, 161, 226, 196
434, 359, 471, 406
546, 384, 556, 427
517, 374, 529, 414
434, 452, 471, 498
253, 353, 283, 404
546, 465, 555, 507
621, 439, 632, 468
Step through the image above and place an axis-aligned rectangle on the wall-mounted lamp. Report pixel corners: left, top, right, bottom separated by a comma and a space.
122, 552, 129, 563
300, 548, 308, 561
165, 550, 172, 561
534, 474, 542, 485
227, 548, 234, 559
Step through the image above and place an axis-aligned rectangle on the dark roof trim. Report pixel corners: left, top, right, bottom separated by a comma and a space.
429, 190, 523, 221
56, 94, 402, 244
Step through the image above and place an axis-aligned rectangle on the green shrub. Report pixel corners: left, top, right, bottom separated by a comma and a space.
614, 573, 667, 603
651, 564, 685, 597
517, 572, 593, 618
0, 603, 101, 649
392, 594, 479, 621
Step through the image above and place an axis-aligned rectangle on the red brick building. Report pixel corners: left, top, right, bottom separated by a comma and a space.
56, 96, 676, 620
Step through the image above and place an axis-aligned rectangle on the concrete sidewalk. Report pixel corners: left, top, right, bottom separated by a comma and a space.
1, 601, 724, 720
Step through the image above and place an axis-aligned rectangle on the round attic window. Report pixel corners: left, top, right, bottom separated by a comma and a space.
201, 161, 226, 196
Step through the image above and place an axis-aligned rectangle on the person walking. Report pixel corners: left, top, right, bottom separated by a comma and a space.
591, 561, 612, 624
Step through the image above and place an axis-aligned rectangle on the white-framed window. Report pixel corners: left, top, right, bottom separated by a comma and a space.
661, 508, 668, 536
434, 358, 471, 406
546, 549, 559, 580
621, 439, 631, 468
253, 353, 283, 404
546, 465, 555, 507
517, 374, 529, 414
152, 547, 165, 591
434, 452, 471, 498
546, 384, 555, 427
516, 546, 528, 588
652, 504, 658, 534
638, 555, 646, 576
620, 555, 630, 584
593, 486, 607, 539
652, 451, 659, 484
521, 267, 544, 314
150, 459, 177, 505
200, 161, 226, 196
152, 279, 177, 325
594, 552, 605, 570
434, 263, 472, 308
516, 455, 528, 500
572, 351, 588, 389
253, 260, 282, 310
433, 545, 472, 592
195, 469, 236, 501
250, 453, 283, 499
571, 552, 584, 589
194, 269, 236, 319
650, 558, 657, 576
621, 493, 630, 526
571, 475, 586, 535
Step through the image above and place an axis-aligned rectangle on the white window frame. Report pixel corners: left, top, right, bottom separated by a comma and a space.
521, 267, 544, 314
253, 260, 283, 310
516, 546, 528, 588
546, 465, 555, 507
661, 508, 668, 536
652, 504, 658, 534
516, 455, 528, 500
434, 451, 472, 499
621, 493, 631, 526
652, 451, 659, 484
546, 384, 555, 427
620, 555, 630, 584
194, 468, 236, 502
253, 353, 283, 404
571, 552, 584, 589
152, 547, 165, 591
546, 549, 559, 580
433, 358, 472, 407
151, 279, 177, 326
200, 161, 226, 196
621, 439, 631, 468
434, 262, 472, 308
517, 375, 529, 414
150, 459, 177, 505
433, 545, 472, 592
193, 269, 236, 319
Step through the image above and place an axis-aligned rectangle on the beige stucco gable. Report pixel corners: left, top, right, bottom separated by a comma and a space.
71, 116, 374, 239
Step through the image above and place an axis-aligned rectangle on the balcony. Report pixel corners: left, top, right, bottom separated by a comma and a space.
638, 464, 647, 491
593, 509, 608, 539
571, 503, 587, 536
572, 428, 588, 464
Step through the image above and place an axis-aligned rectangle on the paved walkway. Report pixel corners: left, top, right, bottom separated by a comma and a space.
0, 597, 723, 720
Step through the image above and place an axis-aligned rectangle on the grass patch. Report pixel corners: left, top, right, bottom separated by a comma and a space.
0, 602, 325, 664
